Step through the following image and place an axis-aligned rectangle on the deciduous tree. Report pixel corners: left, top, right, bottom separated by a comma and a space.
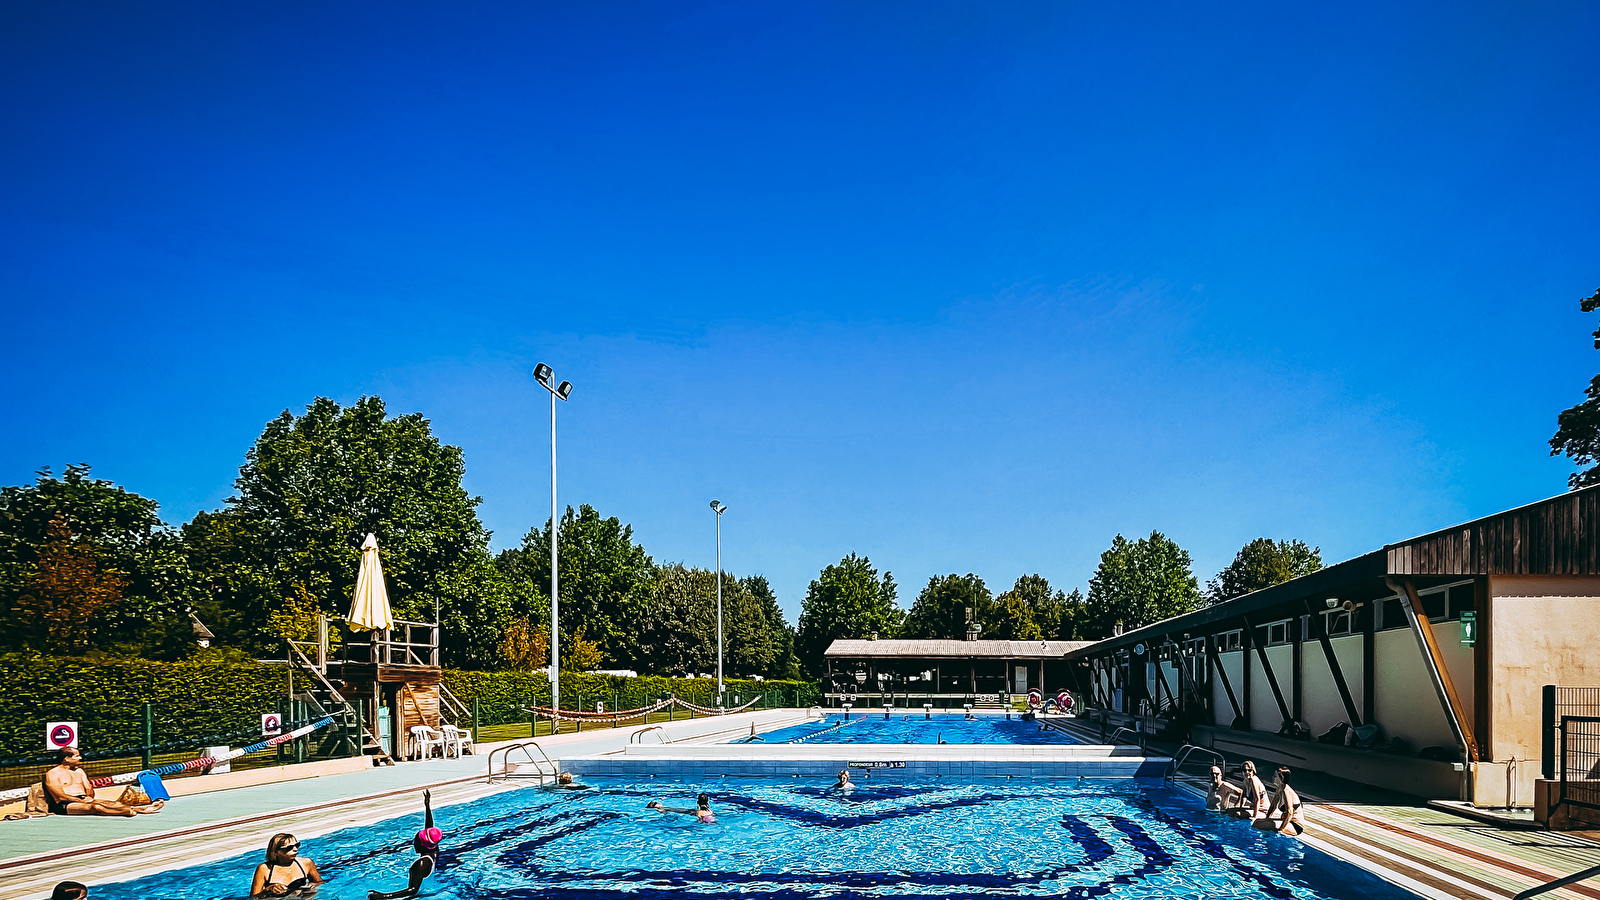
1084, 531, 1201, 638
795, 554, 901, 676
901, 574, 995, 640
1550, 287, 1600, 488
1205, 538, 1322, 604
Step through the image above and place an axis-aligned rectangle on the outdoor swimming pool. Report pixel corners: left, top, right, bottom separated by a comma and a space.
98, 777, 1419, 900
747, 713, 1082, 744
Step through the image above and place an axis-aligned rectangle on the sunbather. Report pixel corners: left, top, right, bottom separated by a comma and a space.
43, 748, 163, 817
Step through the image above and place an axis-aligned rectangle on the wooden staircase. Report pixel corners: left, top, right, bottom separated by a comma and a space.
288, 641, 394, 765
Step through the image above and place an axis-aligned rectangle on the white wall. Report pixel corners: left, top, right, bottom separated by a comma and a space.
1213, 650, 1244, 725
1246, 645, 1295, 731
1373, 628, 1457, 752
1300, 633, 1365, 736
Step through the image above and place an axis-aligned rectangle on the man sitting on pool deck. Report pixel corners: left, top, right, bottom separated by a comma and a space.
647, 793, 716, 823
1206, 766, 1241, 812
43, 748, 164, 817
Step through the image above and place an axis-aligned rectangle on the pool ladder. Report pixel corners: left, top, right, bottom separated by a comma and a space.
486, 739, 561, 784
1165, 744, 1226, 783
629, 725, 672, 744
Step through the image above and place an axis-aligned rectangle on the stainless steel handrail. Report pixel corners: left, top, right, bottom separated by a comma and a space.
629, 725, 671, 744
486, 739, 559, 783
1515, 862, 1600, 900
1166, 744, 1227, 781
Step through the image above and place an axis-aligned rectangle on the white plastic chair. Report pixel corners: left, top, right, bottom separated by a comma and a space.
408, 725, 445, 760
440, 724, 473, 758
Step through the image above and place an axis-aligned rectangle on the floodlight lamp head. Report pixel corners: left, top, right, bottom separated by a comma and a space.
1324, 597, 1339, 609
710, 500, 727, 514
556, 381, 573, 401
533, 363, 553, 386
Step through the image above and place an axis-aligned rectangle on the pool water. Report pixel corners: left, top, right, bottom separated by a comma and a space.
103, 778, 1418, 900
748, 713, 1082, 744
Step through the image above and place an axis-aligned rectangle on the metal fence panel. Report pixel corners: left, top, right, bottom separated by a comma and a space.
1560, 715, 1600, 811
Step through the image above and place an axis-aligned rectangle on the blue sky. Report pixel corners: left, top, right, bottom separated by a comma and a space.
2, 2, 1598, 619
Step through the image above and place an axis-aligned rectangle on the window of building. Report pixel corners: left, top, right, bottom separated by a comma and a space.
1323, 609, 1352, 636
1217, 630, 1243, 651
1265, 619, 1291, 646
1381, 597, 1406, 630
1420, 588, 1447, 622
1448, 582, 1476, 619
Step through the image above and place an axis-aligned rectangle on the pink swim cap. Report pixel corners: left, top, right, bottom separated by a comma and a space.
414, 827, 443, 851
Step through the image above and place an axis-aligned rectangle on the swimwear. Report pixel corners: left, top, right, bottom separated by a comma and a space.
1288, 820, 1305, 835
265, 858, 311, 893
45, 791, 79, 815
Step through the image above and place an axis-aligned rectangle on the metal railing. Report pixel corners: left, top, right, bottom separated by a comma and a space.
1166, 744, 1226, 782
486, 740, 560, 783
1514, 862, 1600, 900
629, 726, 671, 744
1559, 715, 1600, 811
1542, 686, 1600, 779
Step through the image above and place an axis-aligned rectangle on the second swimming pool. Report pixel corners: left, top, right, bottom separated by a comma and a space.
746, 712, 1082, 744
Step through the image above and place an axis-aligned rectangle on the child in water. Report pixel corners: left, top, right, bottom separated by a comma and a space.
647, 793, 716, 823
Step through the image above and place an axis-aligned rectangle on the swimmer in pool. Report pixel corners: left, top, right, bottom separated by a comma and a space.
550, 772, 590, 790
252, 833, 324, 897
1206, 765, 1241, 812
834, 769, 854, 791
647, 792, 716, 823
368, 789, 440, 900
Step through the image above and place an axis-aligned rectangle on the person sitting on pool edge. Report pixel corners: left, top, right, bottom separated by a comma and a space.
43, 747, 164, 817
1231, 760, 1269, 820
251, 833, 324, 896
647, 793, 716, 823
369, 789, 441, 900
1254, 767, 1306, 835
52, 882, 89, 900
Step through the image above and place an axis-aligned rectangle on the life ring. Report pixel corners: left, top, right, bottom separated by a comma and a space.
1056, 690, 1074, 711
1027, 689, 1043, 709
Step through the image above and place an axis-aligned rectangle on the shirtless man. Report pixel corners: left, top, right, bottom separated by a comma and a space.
43, 748, 163, 817
1205, 765, 1241, 812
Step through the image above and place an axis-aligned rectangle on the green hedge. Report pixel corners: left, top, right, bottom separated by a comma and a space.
442, 670, 821, 727
0, 652, 291, 761
0, 653, 820, 759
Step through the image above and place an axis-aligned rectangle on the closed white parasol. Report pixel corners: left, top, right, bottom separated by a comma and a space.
348, 533, 394, 632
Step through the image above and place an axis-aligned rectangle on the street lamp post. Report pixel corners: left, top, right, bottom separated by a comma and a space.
710, 500, 727, 705
534, 363, 573, 716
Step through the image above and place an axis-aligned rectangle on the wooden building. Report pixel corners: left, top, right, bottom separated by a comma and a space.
823, 639, 1093, 706
1063, 485, 1600, 807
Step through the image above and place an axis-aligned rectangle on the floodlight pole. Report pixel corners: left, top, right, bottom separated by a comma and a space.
535, 364, 572, 715
711, 500, 727, 704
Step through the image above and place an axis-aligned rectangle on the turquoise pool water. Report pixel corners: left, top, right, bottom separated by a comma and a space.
747, 713, 1081, 744
100, 778, 1417, 900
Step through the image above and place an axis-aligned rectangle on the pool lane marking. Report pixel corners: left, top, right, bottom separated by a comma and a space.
1315, 804, 1600, 900
0, 773, 512, 876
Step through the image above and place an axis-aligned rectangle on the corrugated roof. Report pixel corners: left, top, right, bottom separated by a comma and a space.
823, 639, 1096, 659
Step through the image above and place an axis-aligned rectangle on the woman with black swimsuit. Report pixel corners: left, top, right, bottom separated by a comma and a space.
251, 833, 323, 897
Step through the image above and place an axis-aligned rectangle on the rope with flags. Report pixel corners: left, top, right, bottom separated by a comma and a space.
523, 694, 763, 725
0, 716, 334, 804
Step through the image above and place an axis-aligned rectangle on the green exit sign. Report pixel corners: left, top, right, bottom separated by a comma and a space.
1460, 610, 1477, 647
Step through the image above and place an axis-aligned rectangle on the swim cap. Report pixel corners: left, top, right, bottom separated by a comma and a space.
414, 827, 443, 852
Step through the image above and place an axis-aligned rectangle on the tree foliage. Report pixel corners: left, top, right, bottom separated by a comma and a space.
901, 574, 994, 639
0, 465, 194, 657
1084, 531, 1201, 638
1205, 537, 1322, 604
795, 553, 901, 675
183, 396, 515, 663
995, 575, 1088, 641
513, 504, 655, 671
1550, 287, 1600, 489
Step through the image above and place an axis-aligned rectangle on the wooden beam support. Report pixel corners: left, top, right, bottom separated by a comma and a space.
1243, 614, 1293, 727
1387, 576, 1478, 762
1305, 600, 1363, 727
1207, 635, 1242, 722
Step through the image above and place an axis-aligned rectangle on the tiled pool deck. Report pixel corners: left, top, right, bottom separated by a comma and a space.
3, 709, 1599, 900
